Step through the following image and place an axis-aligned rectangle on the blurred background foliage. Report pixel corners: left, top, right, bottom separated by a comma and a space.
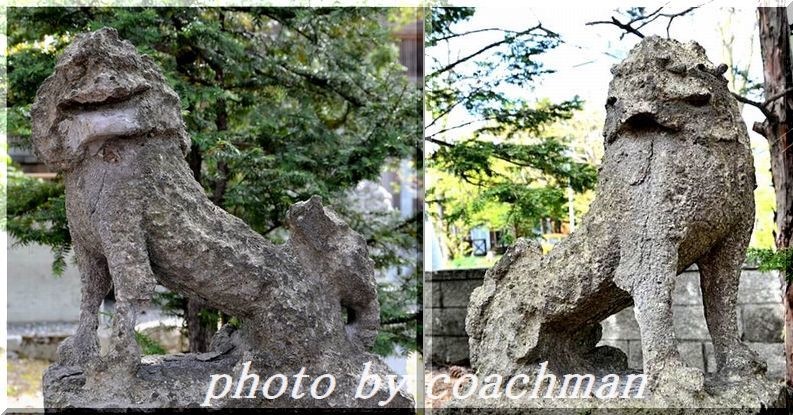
425, 7, 598, 261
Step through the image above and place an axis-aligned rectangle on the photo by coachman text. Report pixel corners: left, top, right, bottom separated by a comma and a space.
202, 362, 412, 407
427, 362, 647, 401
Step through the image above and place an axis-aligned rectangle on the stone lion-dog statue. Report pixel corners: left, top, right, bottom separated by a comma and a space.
31, 27, 409, 408
466, 36, 767, 399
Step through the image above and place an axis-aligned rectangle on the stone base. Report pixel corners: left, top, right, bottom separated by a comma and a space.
440, 373, 785, 413
44, 328, 413, 409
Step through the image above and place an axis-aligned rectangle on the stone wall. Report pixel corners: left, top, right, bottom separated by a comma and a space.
425, 269, 487, 365
8, 239, 81, 323
425, 266, 785, 382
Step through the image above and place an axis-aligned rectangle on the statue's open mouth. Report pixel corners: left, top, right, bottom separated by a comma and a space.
57, 82, 152, 154
621, 112, 680, 134
61, 107, 145, 153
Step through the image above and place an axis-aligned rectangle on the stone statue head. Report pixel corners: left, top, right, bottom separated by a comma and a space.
286, 195, 376, 277
603, 36, 740, 145
31, 27, 190, 172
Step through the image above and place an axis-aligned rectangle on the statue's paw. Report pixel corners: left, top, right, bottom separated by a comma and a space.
652, 364, 705, 398
102, 335, 143, 373
57, 334, 99, 367
720, 344, 766, 379
346, 325, 378, 351
56, 336, 78, 365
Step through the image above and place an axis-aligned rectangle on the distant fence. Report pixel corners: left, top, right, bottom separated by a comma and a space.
425, 265, 785, 382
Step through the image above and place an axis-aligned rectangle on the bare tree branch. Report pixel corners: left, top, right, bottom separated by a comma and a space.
586, 17, 646, 39
425, 137, 455, 147
428, 24, 557, 79
634, 6, 667, 33
764, 87, 793, 106
587, 3, 706, 40
426, 85, 486, 129
427, 119, 485, 138
433, 27, 520, 44
662, 6, 701, 38
732, 92, 778, 123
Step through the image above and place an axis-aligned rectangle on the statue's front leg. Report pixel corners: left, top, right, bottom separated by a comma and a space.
615, 223, 704, 397
698, 226, 766, 378
96, 213, 157, 376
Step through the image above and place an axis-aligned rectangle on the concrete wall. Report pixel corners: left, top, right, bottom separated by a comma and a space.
425, 269, 486, 365
7, 240, 81, 323
426, 266, 785, 382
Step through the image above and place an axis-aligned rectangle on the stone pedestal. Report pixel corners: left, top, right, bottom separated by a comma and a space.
44, 326, 413, 408
441, 373, 784, 413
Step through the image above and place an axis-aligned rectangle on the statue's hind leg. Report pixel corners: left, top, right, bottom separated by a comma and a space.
698, 222, 766, 377
58, 243, 111, 367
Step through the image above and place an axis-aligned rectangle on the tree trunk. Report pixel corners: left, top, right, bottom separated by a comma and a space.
187, 9, 229, 352
187, 296, 213, 353
184, 140, 215, 352
756, 6, 792, 388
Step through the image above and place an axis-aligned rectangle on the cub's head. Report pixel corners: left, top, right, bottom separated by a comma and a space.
603, 36, 743, 145
286, 195, 375, 281
30, 27, 189, 171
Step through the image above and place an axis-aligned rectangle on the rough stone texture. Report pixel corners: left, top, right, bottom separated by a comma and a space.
440, 374, 785, 412
32, 28, 410, 409
462, 36, 778, 406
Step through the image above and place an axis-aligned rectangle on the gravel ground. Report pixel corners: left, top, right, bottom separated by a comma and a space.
7, 354, 48, 409
426, 365, 472, 409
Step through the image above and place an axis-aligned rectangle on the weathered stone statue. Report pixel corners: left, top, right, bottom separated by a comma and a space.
32, 28, 411, 408
462, 37, 781, 407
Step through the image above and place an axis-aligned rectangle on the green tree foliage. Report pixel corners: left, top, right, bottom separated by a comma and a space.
7, 7, 421, 355
747, 247, 792, 277
6, 166, 70, 274
425, 7, 597, 259
135, 331, 167, 356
